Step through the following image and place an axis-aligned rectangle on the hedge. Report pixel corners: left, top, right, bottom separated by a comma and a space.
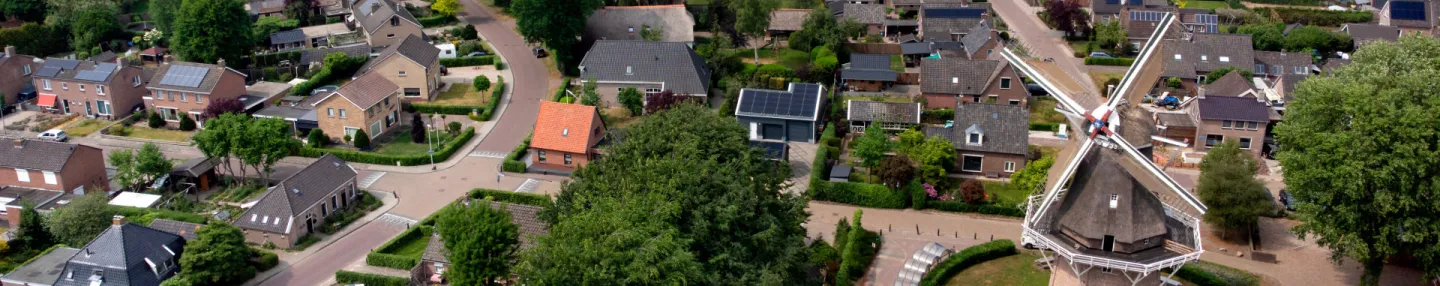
439, 55, 497, 67
810, 125, 837, 183
918, 240, 1017, 286
409, 103, 483, 115
1173, 261, 1262, 286
1241, 0, 1321, 5
1253, 7, 1371, 26
500, 133, 529, 174
298, 127, 474, 165
551, 78, 571, 101
291, 53, 366, 95
334, 270, 408, 286
365, 252, 420, 269
112, 206, 209, 225
467, 188, 551, 206
1029, 122, 1059, 132
810, 181, 908, 209
476, 76, 504, 120
1084, 57, 1135, 66
253, 249, 279, 271
417, 14, 458, 27
926, 201, 1026, 217
922, 108, 955, 122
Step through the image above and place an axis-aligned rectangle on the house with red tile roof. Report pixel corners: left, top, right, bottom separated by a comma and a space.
528, 101, 606, 173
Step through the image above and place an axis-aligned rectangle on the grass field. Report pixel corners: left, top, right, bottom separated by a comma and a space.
433, 83, 489, 106
1029, 97, 1066, 125
890, 54, 905, 72
62, 118, 110, 137
944, 253, 1049, 286
1089, 71, 1126, 97
985, 181, 1032, 207
387, 228, 434, 257
1186, 0, 1230, 9
124, 127, 193, 142
373, 129, 455, 156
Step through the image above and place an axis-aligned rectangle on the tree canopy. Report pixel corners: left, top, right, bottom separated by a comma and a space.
852, 125, 892, 179
68, 4, 121, 54
172, 0, 252, 64
108, 143, 173, 191
193, 113, 298, 185
1196, 140, 1271, 237
150, 0, 183, 35
45, 193, 116, 246
1, 0, 45, 22
13, 203, 54, 250
520, 104, 813, 284
438, 201, 520, 286
511, 0, 601, 68
1274, 35, 1440, 285
180, 223, 257, 285
1044, 0, 1088, 37
728, 0, 778, 62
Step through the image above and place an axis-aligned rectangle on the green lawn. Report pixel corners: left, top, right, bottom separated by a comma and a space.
1067, 41, 1091, 56
62, 118, 110, 137
1029, 97, 1066, 125
985, 181, 1031, 207
373, 129, 455, 156
943, 253, 1049, 286
124, 126, 194, 142
386, 228, 434, 257
210, 186, 265, 202
432, 83, 489, 106
890, 54, 905, 72
1186, 0, 1229, 9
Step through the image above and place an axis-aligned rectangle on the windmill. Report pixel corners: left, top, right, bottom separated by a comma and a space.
999, 13, 1208, 286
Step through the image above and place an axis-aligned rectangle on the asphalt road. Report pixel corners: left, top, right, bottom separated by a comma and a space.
462, 0, 551, 154
256, 221, 406, 286
990, 0, 1101, 97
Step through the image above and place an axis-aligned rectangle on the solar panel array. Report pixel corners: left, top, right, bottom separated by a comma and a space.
1391, 1, 1427, 21
36, 66, 61, 77
159, 65, 211, 88
49, 59, 80, 70
1131, 11, 1165, 21
73, 63, 118, 82
739, 84, 821, 118
924, 8, 985, 19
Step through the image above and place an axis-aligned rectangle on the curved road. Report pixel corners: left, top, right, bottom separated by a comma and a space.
465, 0, 551, 154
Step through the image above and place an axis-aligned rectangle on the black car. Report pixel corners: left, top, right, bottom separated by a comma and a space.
532, 47, 548, 58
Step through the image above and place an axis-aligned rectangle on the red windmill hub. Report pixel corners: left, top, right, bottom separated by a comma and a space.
1084, 106, 1116, 140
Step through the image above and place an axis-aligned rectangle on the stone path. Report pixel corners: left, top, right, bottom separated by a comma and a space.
377, 213, 419, 228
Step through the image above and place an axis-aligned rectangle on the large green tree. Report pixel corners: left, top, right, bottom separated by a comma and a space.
193, 114, 298, 185
172, 0, 252, 64
45, 193, 117, 245
520, 104, 813, 284
180, 223, 257, 285
852, 124, 891, 181
251, 16, 300, 46
105, 143, 171, 191
13, 203, 54, 250
150, 0, 183, 36
1093, 19, 1126, 53
1274, 35, 1440, 285
1196, 140, 1272, 237
1, 0, 45, 22
728, 0, 778, 64
786, 6, 862, 54
510, 0, 601, 70
437, 201, 520, 286
68, 4, 121, 53
283, 0, 316, 26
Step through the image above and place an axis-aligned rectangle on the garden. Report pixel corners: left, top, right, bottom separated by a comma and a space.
366, 188, 551, 270
409, 75, 503, 121
299, 113, 476, 166
59, 118, 112, 137
3, 113, 76, 132
101, 110, 198, 142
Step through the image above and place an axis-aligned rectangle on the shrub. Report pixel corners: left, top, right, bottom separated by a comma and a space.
439, 55, 496, 67
922, 108, 954, 122
446, 121, 461, 135
1253, 7, 1371, 25
1173, 261, 1262, 286
147, 112, 164, 128
409, 103, 482, 115
334, 270, 408, 286
467, 189, 551, 206
959, 180, 986, 204
298, 127, 475, 165
107, 125, 129, 136
754, 64, 794, 79
365, 252, 419, 269
417, 14, 458, 27
1029, 122, 1059, 132
473, 75, 491, 92
810, 181, 908, 209
1084, 57, 1135, 66
252, 249, 279, 271
178, 116, 196, 131
926, 201, 1026, 217
352, 129, 370, 149
477, 76, 504, 120
495, 61, 506, 70
306, 129, 329, 148
918, 240, 1017, 286
502, 159, 526, 173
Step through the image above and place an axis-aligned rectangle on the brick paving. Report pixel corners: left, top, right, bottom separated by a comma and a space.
807, 202, 1024, 286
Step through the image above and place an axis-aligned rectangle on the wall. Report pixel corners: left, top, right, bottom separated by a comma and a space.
735, 115, 815, 143
244, 228, 295, 249
594, 82, 665, 108
973, 66, 1029, 106
37, 68, 148, 120
59, 145, 108, 194
145, 68, 248, 125
844, 80, 886, 92
364, 21, 424, 48
371, 56, 436, 102
923, 93, 958, 110
954, 151, 1027, 177
1195, 119, 1267, 156
529, 148, 591, 172
0, 55, 36, 105
314, 92, 401, 143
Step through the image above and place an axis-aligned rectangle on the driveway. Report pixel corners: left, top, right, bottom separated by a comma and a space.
991, 0, 1100, 101
458, 0, 554, 154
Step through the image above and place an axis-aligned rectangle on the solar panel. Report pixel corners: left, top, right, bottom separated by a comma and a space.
73, 69, 113, 82
739, 84, 822, 118
48, 59, 80, 70
1130, 11, 1165, 22
159, 65, 210, 88
1196, 14, 1218, 24
36, 66, 61, 77
924, 8, 985, 19
1391, 1, 1427, 21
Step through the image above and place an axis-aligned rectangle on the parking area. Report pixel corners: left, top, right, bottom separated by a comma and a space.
785, 142, 817, 195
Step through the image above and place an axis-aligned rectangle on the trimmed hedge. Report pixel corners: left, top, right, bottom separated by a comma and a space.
500, 133, 529, 173
1174, 261, 1262, 286
409, 103, 482, 115
502, 160, 526, 173
290, 53, 367, 95
810, 181, 908, 209
467, 188, 551, 206
1029, 122, 1059, 132
922, 108, 955, 122
926, 201, 1026, 217
252, 249, 279, 271
335, 270, 408, 286
417, 14, 458, 27
918, 239, 1018, 286
1084, 57, 1135, 66
439, 55, 497, 67
1253, 7, 1372, 26
364, 253, 418, 269
298, 127, 474, 166
113, 206, 209, 225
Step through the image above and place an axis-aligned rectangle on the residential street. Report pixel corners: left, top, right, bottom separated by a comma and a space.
459, 0, 554, 154
990, 0, 1101, 105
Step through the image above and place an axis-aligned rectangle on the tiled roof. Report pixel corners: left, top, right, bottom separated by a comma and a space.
921, 58, 1002, 95
531, 101, 601, 154
33, 59, 126, 84
768, 9, 811, 31
0, 247, 79, 286
0, 139, 88, 172
1155, 112, 1195, 128
1128, 19, 1162, 39
1342, 24, 1401, 43
249, 0, 285, 14
585, 5, 696, 42
1196, 95, 1269, 122
921, 7, 987, 41
924, 103, 1029, 155
360, 35, 439, 73
842, 53, 898, 81
1254, 51, 1310, 76
843, 4, 886, 24
353, 0, 421, 35
1162, 33, 1255, 79
60, 223, 185, 286
147, 219, 204, 241
327, 71, 398, 109
578, 40, 711, 95
847, 101, 921, 124
270, 29, 306, 44
235, 154, 357, 234
149, 61, 246, 93
960, 20, 993, 58
901, 42, 932, 54
1202, 72, 1254, 97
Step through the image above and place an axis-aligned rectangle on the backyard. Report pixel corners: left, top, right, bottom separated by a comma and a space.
208, 185, 265, 203
432, 83, 490, 106
1029, 97, 1066, 125
1184, 0, 1230, 9
944, 252, 1050, 286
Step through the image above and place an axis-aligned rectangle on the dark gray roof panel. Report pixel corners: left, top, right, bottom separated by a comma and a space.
921, 58, 1001, 95
578, 40, 711, 95
735, 83, 825, 121
848, 101, 921, 124
0, 247, 80, 285
924, 103, 1029, 155
1196, 96, 1269, 122
148, 219, 204, 241
901, 42, 932, 54
0, 139, 82, 171
59, 223, 186, 286
841, 69, 898, 81
849, 53, 892, 70
270, 29, 306, 44
234, 154, 357, 234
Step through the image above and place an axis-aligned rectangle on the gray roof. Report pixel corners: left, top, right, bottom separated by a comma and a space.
0, 139, 88, 172
34, 59, 124, 83
247, 81, 294, 99
1202, 72, 1254, 97
235, 155, 357, 234
255, 105, 317, 120
301, 45, 374, 65
848, 101, 921, 124
960, 20, 993, 59
768, 9, 812, 31
842, 4, 886, 24
585, 5, 696, 42
58, 223, 186, 286
0, 186, 68, 210
1253, 51, 1310, 76
148, 219, 204, 241
421, 232, 448, 263
171, 157, 218, 178
1343, 24, 1401, 43
1093, 0, 1123, 14
921, 58, 1004, 95
1155, 112, 1195, 128
149, 61, 246, 93
1054, 150, 1169, 245
87, 51, 117, 63
922, 8, 986, 41
578, 40, 711, 95
925, 103, 1029, 155
901, 42, 932, 54
353, 0, 421, 35
361, 35, 439, 73
270, 29, 306, 44
327, 70, 398, 109
1196, 95, 1269, 122
0, 247, 81, 286
842, 53, 898, 81
1162, 33, 1256, 79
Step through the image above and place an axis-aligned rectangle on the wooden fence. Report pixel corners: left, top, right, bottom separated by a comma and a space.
846, 43, 902, 54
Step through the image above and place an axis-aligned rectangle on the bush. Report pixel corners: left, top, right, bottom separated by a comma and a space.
417, 14, 458, 27
501, 159, 526, 173
409, 103, 482, 115
477, 76, 504, 120
352, 129, 370, 149
448, 25, 478, 40
922, 108, 954, 122
473, 75, 491, 92
1084, 57, 1135, 66
1173, 261, 1262, 286
252, 249, 279, 271
147, 112, 164, 128
810, 181, 908, 209
107, 125, 129, 136
1029, 122, 1060, 132
298, 127, 475, 165
178, 116, 196, 131
306, 129, 329, 148
1252, 7, 1371, 26
365, 252, 419, 269
374, 225, 431, 254
495, 61, 506, 70
290, 53, 367, 95
754, 64, 794, 79
334, 270, 408, 286
918, 240, 1017, 286
467, 189, 551, 206
111, 206, 209, 225
926, 201, 1026, 217
439, 55, 497, 67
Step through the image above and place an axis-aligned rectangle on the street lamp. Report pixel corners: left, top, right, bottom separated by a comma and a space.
427, 122, 436, 170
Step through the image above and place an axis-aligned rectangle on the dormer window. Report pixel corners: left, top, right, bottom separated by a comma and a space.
967, 132, 982, 145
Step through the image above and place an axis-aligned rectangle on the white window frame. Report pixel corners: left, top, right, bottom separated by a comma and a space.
156, 107, 181, 122
22, 64, 31, 75
1174, 54, 1182, 61
180, 93, 187, 102
1004, 161, 1016, 172
78, 84, 85, 92
398, 71, 407, 77
61, 83, 67, 90
14, 169, 29, 182
344, 126, 360, 138
1247, 121, 1259, 130
1239, 137, 1253, 150
961, 155, 984, 172
42, 171, 57, 185
339, 109, 347, 119
999, 77, 1012, 89
1219, 56, 1230, 62
1222, 120, 1232, 129
96, 100, 111, 115
196, 94, 203, 104
967, 132, 983, 145
1201, 55, 1208, 61
96, 85, 105, 95
42, 79, 50, 90
327, 108, 335, 117
133, 76, 142, 86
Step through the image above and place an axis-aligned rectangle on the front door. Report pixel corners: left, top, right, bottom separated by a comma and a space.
84, 101, 92, 116
61, 99, 70, 114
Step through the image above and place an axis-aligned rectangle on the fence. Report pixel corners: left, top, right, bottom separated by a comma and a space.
846, 43, 902, 54
897, 73, 921, 84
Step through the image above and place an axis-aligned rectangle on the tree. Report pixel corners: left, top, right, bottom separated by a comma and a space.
178, 115, 197, 131
447, 121, 461, 135
787, 6, 863, 54
473, 75, 492, 93
283, 0, 315, 26
852, 125, 891, 181
1094, 19, 1126, 53
1045, 0, 1088, 37
180, 223, 257, 285
306, 129, 329, 148
13, 203, 54, 250
896, 129, 926, 155
173, 0, 252, 64
150, 0, 183, 35
910, 136, 957, 186
148, 111, 165, 128
1, 0, 46, 22
617, 87, 643, 116
45, 193, 116, 246
521, 104, 813, 284
1284, 25, 1345, 56
579, 78, 601, 107
411, 113, 425, 143
68, 4, 122, 54
202, 97, 246, 118
642, 90, 688, 114
1237, 23, 1285, 51
958, 180, 986, 204
876, 155, 916, 188
1274, 35, 1440, 285
136, 143, 173, 184
438, 201, 520, 286
1196, 140, 1271, 238
352, 129, 370, 149
108, 149, 141, 191
1010, 156, 1055, 198
432, 0, 461, 16
728, 0, 778, 64
511, 0, 602, 69
640, 24, 662, 41
193, 114, 297, 185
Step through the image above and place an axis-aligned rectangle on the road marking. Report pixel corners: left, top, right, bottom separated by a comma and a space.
515, 178, 539, 193
359, 172, 387, 189
469, 151, 507, 158
377, 213, 418, 227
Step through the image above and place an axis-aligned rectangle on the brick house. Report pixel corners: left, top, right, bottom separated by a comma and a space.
0, 139, 108, 195
528, 101, 606, 173
352, 0, 424, 47
144, 59, 248, 125
357, 35, 441, 102
920, 7, 988, 42
767, 9, 811, 39
311, 72, 403, 143
1379, 0, 1438, 35
1341, 24, 1403, 45
1252, 50, 1311, 79
577, 40, 710, 108
924, 103, 1029, 177
235, 154, 359, 248
32, 58, 148, 120
0, 46, 38, 106
921, 58, 1027, 109
1160, 33, 1254, 90
1184, 92, 1270, 156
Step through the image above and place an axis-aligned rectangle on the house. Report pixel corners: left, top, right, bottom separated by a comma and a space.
0, 46, 38, 106
577, 40, 711, 107
1154, 112, 1197, 145
924, 103, 1029, 176
357, 35, 441, 102
247, 0, 286, 18
847, 100, 921, 133
409, 201, 549, 285
244, 81, 295, 113
1185, 91, 1270, 156
144, 59, 248, 125
53, 216, 186, 286
1341, 23, 1403, 45
0, 139, 108, 195
1161, 33, 1255, 89
1252, 51, 1310, 78
310, 71, 403, 142
1092, 0, 1173, 23
147, 219, 204, 241
584, 5, 696, 43
840, 53, 898, 92
1123, 8, 1217, 48
920, 58, 1027, 109
0, 246, 80, 286
734, 83, 827, 143
920, 7, 987, 42
0, 186, 72, 229
1378, 0, 1437, 34
235, 154, 359, 248
351, 0, 424, 47
32, 58, 148, 120
958, 20, 1000, 59
841, 4, 887, 35
528, 101, 607, 173
269, 23, 353, 51
768, 9, 811, 39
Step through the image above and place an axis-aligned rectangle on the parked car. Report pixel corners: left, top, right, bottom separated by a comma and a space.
310, 85, 340, 96
1279, 189, 1296, 211
1025, 83, 1049, 96
1088, 52, 1114, 58
533, 47, 548, 58
37, 129, 68, 142
440, 66, 449, 75
465, 51, 486, 57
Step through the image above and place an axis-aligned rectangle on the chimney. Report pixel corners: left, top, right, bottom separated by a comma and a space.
1197, 85, 1206, 98
396, 3, 402, 11
216, 58, 227, 69
3, 45, 13, 56
112, 215, 125, 226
